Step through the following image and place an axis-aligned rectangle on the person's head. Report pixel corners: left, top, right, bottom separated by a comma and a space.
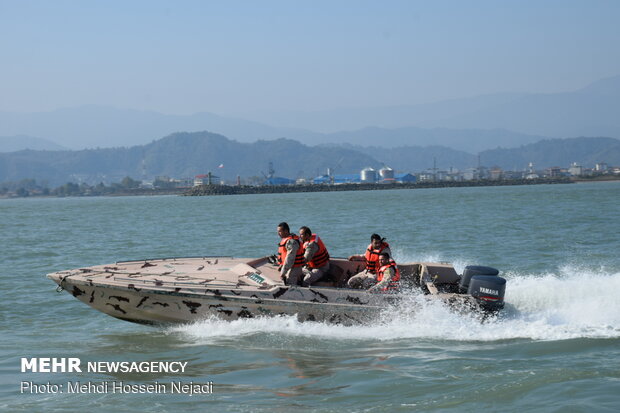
370, 233, 384, 249
378, 252, 390, 266
277, 222, 290, 238
299, 226, 312, 242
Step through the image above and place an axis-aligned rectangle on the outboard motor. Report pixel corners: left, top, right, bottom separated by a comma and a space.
468, 275, 506, 311
459, 265, 499, 293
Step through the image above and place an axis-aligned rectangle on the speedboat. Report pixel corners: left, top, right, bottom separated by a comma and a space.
47, 256, 506, 325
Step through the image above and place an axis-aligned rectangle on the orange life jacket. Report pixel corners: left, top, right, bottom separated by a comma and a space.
278, 235, 304, 268
303, 234, 330, 269
364, 242, 390, 273
376, 260, 401, 291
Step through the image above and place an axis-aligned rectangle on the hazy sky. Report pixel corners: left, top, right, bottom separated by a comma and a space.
1, 0, 619, 116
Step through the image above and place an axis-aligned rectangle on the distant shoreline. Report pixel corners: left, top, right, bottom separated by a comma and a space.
184, 178, 574, 196
0, 188, 186, 200
571, 175, 620, 183
5, 176, 619, 200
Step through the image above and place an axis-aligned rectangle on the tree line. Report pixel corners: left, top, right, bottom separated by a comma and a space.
0, 176, 160, 197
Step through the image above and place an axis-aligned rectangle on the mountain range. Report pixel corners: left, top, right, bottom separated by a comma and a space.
0, 108, 545, 154
253, 75, 620, 138
0, 135, 67, 152
1, 75, 618, 153
1, 132, 618, 187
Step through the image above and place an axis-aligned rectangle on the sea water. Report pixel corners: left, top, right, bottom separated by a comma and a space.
1, 182, 619, 412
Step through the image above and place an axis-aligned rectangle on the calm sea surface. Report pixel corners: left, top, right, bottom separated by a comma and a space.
1, 182, 619, 412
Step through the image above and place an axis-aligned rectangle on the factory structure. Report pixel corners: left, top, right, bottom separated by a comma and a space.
165, 161, 618, 189
311, 166, 416, 185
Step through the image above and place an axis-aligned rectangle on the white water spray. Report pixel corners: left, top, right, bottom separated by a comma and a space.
168, 266, 620, 344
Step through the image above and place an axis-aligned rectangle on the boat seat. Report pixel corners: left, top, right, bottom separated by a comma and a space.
312, 281, 336, 287
397, 264, 421, 284
325, 264, 352, 287
426, 265, 460, 284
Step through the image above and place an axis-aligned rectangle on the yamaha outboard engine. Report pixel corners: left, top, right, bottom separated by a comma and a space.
459, 265, 505, 311
468, 275, 506, 311
459, 265, 499, 293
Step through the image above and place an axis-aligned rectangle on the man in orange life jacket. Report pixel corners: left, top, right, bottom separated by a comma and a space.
277, 222, 304, 285
368, 252, 401, 292
347, 233, 391, 289
298, 226, 330, 287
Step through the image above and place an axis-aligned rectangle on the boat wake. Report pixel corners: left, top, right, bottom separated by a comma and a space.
167, 266, 620, 343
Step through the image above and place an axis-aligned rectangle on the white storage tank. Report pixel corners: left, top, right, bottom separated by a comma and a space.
379, 166, 394, 180
361, 167, 377, 182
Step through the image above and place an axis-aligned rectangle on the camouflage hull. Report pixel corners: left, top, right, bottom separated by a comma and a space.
47, 256, 496, 325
